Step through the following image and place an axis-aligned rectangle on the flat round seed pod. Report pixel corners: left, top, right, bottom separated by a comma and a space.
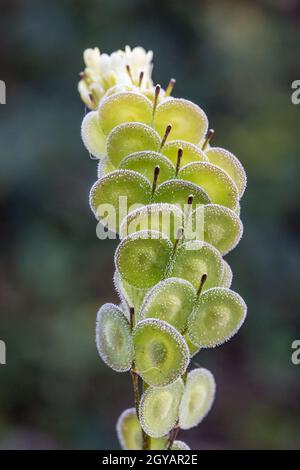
97, 157, 116, 179
220, 260, 233, 288
172, 441, 191, 450
113, 270, 148, 317
116, 408, 167, 450
115, 231, 173, 289
199, 204, 243, 255
179, 368, 216, 429
96, 303, 133, 372
162, 140, 208, 166
187, 287, 247, 348
139, 277, 196, 333
170, 241, 224, 291
81, 111, 106, 158
120, 151, 175, 184
139, 379, 184, 437
206, 147, 247, 198
133, 319, 190, 386
154, 179, 211, 211
98, 91, 153, 135
184, 333, 200, 358
119, 203, 183, 243
89, 170, 151, 233
154, 98, 208, 144
179, 162, 239, 210
107, 123, 161, 167
116, 408, 142, 450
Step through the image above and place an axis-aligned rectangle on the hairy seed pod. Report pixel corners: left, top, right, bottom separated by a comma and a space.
96, 303, 133, 372
133, 319, 190, 386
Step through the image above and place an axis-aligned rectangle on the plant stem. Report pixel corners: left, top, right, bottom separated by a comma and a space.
167, 421, 180, 450
130, 365, 140, 417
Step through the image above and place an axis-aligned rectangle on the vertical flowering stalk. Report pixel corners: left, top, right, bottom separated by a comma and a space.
79, 46, 247, 450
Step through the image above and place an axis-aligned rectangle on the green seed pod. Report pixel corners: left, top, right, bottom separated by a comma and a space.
133, 319, 190, 386
162, 139, 208, 166
98, 91, 153, 135
120, 151, 175, 184
96, 303, 134, 372
172, 441, 191, 450
89, 170, 151, 233
154, 98, 208, 144
115, 231, 173, 289
97, 157, 116, 179
116, 408, 167, 450
200, 204, 243, 255
220, 260, 233, 288
187, 287, 247, 348
206, 147, 247, 198
81, 111, 106, 159
119, 203, 183, 243
117, 408, 142, 450
179, 368, 216, 429
113, 270, 148, 317
170, 241, 224, 291
153, 179, 211, 210
184, 333, 200, 358
179, 162, 239, 210
139, 277, 196, 332
107, 123, 161, 167
139, 379, 184, 437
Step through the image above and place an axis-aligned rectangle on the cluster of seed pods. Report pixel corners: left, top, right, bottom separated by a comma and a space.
80, 62, 247, 450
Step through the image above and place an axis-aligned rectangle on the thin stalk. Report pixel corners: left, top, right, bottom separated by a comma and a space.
167, 420, 180, 450
130, 366, 140, 417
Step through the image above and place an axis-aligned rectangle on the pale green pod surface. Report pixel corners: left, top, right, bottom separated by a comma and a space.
179, 368, 216, 429
119, 203, 183, 243
98, 91, 153, 135
154, 98, 208, 144
139, 379, 184, 437
113, 270, 148, 318
89, 170, 151, 233
116, 408, 142, 450
170, 241, 224, 291
107, 123, 161, 167
97, 157, 116, 179
81, 111, 106, 159
116, 408, 167, 450
220, 259, 233, 288
206, 147, 247, 198
154, 179, 211, 211
139, 278, 196, 333
115, 231, 173, 289
120, 151, 175, 184
184, 333, 200, 358
162, 139, 208, 166
150, 437, 168, 450
187, 287, 247, 348
179, 162, 239, 210
201, 204, 243, 255
172, 441, 191, 450
96, 303, 134, 372
133, 319, 190, 386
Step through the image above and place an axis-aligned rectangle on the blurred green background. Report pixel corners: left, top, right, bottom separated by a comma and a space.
0, 0, 299, 450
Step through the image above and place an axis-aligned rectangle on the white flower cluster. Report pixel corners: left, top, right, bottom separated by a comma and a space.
78, 46, 154, 109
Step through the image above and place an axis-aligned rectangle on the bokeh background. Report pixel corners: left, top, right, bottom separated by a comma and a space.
0, 0, 299, 450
